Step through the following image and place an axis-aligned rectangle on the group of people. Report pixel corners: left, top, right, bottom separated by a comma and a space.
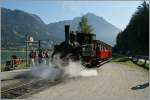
29, 49, 49, 66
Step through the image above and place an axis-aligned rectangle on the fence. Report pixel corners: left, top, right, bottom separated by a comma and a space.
113, 53, 149, 69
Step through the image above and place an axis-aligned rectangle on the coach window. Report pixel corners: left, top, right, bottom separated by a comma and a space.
100, 46, 102, 51
99, 45, 101, 51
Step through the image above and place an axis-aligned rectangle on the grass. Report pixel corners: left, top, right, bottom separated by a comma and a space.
111, 57, 136, 66
111, 57, 149, 70
0, 64, 5, 72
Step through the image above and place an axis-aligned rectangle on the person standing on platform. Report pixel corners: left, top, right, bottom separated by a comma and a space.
42, 50, 46, 65
29, 50, 36, 66
34, 51, 39, 66
45, 50, 49, 65
38, 49, 43, 64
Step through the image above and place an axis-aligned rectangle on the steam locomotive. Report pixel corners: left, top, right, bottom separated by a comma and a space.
51, 25, 112, 67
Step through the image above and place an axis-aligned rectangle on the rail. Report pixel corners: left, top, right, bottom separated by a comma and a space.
128, 55, 149, 63
1, 78, 62, 99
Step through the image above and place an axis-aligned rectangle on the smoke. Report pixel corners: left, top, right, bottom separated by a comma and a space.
29, 54, 98, 81
30, 65, 64, 81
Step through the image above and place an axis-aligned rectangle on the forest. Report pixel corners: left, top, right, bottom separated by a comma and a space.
114, 1, 149, 56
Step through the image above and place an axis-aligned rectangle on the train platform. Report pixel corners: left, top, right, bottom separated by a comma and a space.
27, 62, 149, 100
0, 69, 31, 81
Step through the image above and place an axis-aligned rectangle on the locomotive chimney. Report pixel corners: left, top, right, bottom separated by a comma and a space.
65, 25, 70, 44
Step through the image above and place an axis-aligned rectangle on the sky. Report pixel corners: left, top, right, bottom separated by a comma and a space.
1, 0, 144, 30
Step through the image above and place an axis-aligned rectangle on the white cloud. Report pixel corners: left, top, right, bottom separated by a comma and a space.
61, 1, 81, 12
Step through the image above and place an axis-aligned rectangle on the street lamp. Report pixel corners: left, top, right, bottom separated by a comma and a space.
24, 35, 41, 67
24, 35, 35, 67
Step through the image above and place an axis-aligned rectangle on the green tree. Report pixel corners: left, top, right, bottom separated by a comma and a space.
78, 16, 93, 33
114, 1, 149, 55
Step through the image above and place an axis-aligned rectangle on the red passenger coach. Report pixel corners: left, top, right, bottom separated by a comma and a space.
94, 40, 112, 61
76, 33, 112, 66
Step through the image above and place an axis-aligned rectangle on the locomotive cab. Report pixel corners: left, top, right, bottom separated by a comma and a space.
82, 44, 94, 56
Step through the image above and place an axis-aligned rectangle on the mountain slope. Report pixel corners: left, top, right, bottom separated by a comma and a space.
1, 8, 58, 48
47, 13, 121, 46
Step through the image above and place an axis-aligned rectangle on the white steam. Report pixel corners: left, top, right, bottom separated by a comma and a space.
64, 61, 84, 77
30, 54, 98, 81
65, 60, 98, 77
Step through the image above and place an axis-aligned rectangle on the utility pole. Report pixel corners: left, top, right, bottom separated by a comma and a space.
25, 34, 28, 67
38, 40, 41, 52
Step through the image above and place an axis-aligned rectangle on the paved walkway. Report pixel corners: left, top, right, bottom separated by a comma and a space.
28, 62, 149, 100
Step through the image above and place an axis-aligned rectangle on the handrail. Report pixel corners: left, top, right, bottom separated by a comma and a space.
130, 55, 149, 60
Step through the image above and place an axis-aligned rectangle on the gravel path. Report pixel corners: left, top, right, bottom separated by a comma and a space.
28, 62, 149, 100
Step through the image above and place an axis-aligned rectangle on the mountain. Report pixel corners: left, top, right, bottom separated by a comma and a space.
2, 8, 120, 49
47, 13, 121, 46
1, 8, 58, 49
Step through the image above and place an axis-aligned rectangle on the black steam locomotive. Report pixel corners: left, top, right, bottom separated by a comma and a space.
51, 25, 112, 67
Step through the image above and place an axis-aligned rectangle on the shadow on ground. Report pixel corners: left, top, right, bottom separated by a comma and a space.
131, 82, 149, 90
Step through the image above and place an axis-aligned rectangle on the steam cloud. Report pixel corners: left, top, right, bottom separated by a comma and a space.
30, 54, 98, 81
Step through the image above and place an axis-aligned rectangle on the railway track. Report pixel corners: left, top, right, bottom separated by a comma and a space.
96, 58, 112, 67
1, 78, 63, 99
